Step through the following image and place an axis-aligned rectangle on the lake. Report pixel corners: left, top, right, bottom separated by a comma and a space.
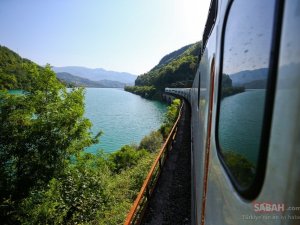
84, 88, 167, 153
218, 89, 266, 164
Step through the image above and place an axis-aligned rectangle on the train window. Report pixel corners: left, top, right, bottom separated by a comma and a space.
217, 0, 276, 190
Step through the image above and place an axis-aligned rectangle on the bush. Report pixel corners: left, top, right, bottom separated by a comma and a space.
139, 131, 163, 152
101, 153, 154, 225
160, 99, 181, 137
19, 152, 111, 225
108, 145, 149, 173
17, 140, 159, 225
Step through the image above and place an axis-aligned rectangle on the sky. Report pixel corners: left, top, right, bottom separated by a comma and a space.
0, 0, 210, 75
223, 0, 275, 75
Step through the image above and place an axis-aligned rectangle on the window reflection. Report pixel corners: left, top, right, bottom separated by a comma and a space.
218, 0, 275, 188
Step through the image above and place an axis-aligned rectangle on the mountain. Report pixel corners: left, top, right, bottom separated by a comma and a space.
0, 45, 44, 90
0, 45, 131, 89
97, 79, 126, 88
243, 79, 267, 89
155, 44, 194, 69
56, 72, 106, 87
135, 42, 201, 88
125, 42, 201, 99
52, 66, 136, 84
56, 72, 126, 88
229, 68, 268, 87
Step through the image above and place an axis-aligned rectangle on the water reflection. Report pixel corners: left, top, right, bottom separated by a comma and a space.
223, 151, 255, 187
218, 0, 276, 188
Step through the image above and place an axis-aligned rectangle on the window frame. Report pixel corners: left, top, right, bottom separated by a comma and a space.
201, 0, 218, 57
197, 71, 201, 110
215, 0, 284, 199
199, 0, 218, 109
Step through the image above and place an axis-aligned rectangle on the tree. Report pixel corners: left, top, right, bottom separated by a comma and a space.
19, 152, 110, 225
0, 45, 36, 90
0, 64, 99, 220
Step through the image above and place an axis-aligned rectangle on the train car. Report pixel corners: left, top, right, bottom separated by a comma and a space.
166, 0, 300, 224
165, 88, 191, 103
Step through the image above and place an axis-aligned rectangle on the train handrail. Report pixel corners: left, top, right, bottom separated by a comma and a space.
124, 102, 184, 225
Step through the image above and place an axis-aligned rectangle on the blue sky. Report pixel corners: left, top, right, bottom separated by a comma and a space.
0, 0, 210, 75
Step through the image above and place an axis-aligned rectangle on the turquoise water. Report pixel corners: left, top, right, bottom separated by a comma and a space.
7, 90, 25, 95
218, 89, 266, 164
84, 88, 167, 153
7, 88, 167, 153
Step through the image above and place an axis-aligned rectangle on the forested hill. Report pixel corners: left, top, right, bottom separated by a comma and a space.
0, 46, 131, 89
125, 42, 201, 99
0, 45, 43, 90
154, 43, 194, 69
136, 42, 201, 88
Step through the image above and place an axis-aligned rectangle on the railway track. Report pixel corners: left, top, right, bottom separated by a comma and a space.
141, 100, 191, 225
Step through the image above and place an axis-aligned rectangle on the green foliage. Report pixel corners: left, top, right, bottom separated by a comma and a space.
0, 69, 17, 89
109, 145, 149, 173
164, 99, 181, 125
124, 85, 156, 98
160, 99, 181, 137
15, 97, 181, 224
139, 131, 163, 152
156, 44, 194, 69
0, 50, 183, 224
0, 64, 99, 223
101, 153, 154, 225
125, 42, 201, 99
0, 45, 47, 90
18, 149, 154, 225
223, 151, 255, 187
19, 152, 110, 225
135, 42, 200, 90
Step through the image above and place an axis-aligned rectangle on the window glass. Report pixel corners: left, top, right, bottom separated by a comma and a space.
218, 0, 275, 188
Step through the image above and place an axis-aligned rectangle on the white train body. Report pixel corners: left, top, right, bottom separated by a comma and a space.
166, 0, 300, 224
